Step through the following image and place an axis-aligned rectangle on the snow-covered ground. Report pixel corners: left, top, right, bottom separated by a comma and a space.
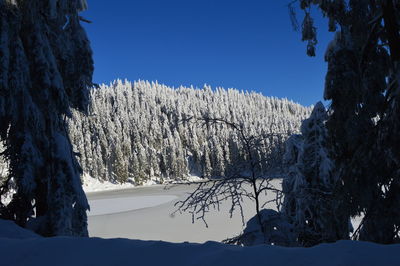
1, 178, 398, 266
0, 174, 364, 244
82, 173, 202, 193
0, 219, 40, 239
82, 174, 137, 192
0, 219, 398, 266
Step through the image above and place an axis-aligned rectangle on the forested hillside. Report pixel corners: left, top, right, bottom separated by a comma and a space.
67, 80, 311, 184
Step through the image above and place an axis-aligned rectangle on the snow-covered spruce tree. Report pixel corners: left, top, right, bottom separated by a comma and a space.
291, 0, 400, 243
282, 102, 348, 247
69, 81, 311, 184
0, 0, 93, 236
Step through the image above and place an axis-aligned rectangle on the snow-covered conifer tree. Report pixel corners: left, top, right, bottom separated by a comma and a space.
292, 0, 400, 243
0, 0, 93, 236
282, 102, 347, 246
70, 80, 311, 184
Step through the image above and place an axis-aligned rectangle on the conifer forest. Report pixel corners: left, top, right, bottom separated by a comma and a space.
0, 1, 399, 265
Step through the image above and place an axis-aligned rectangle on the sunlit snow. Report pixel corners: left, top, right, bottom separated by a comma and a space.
88, 195, 178, 216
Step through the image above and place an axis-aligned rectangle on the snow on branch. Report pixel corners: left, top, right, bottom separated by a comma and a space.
172, 115, 284, 231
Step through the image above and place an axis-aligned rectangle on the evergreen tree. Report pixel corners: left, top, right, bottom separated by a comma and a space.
0, 0, 93, 236
292, 0, 400, 243
69, 80, 311, 184
282, 102, 347, 246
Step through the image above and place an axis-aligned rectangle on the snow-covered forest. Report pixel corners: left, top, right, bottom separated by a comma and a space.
1, 1, 400, 265
68, 80, 311, 184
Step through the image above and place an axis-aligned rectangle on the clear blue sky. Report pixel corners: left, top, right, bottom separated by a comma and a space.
82, 0, 332, 106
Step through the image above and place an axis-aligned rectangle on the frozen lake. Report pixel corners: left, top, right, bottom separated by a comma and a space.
87, 180, 282, 243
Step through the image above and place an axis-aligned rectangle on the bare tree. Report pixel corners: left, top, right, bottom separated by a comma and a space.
172, 115, 287, 239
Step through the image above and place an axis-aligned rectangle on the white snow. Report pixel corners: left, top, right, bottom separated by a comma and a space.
68, 79, 311, 186
82, 173, 182, 193
87, 180, 282, 243
82, 173, 136, 192
0, 181, 398, 266
186, 174, 203, 182
0, 187, 14, 205
0, 219, 398, 266
88, 195, 177, 216
86, 179, 365, 244
0, 219, 40, 240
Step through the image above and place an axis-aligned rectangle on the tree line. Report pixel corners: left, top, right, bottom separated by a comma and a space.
68, 80, 311, 184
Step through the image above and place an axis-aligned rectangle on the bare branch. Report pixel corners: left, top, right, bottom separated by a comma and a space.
172, 115, 286, 233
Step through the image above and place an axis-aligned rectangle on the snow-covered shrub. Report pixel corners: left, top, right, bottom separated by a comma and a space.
225, 209, 295, 246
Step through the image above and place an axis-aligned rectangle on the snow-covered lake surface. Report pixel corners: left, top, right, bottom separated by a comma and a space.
87, 181, 281, 243
88, 195, 178, 216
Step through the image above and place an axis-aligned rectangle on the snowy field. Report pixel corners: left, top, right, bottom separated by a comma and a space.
0, 219, 398, 266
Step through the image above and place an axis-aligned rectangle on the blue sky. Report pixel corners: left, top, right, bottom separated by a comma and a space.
82, 0, 332, 106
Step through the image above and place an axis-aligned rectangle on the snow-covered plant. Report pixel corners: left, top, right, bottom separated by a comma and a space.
0, 0, 93, 236
290, 0, 400, 244
224, 209, 295, 246
282, 102, 348, 246
68, 81, 311, 184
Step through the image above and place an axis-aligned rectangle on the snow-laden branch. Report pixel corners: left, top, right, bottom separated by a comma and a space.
62, 15, 70, 30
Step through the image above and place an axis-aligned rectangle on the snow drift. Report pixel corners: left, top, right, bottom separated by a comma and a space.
0, 219, 398, 266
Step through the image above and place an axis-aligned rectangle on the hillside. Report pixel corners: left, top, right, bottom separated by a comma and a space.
68, 80, 311, 184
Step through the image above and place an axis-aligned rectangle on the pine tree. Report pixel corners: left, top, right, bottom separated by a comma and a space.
69, 80, 311, 184
292, 0, 400, 243
282, 102, 348, 246
0, 0, 93, 236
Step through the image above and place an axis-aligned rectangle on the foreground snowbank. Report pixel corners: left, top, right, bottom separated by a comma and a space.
0, 220, 398, 266
0, 220, 40, 239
